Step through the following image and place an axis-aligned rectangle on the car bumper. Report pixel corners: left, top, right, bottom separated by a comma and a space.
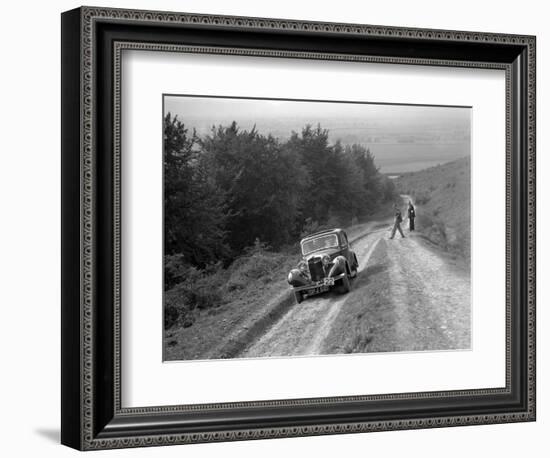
291, 272, 346, 294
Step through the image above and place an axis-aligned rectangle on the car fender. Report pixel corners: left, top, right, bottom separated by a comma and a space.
288, 269, 310, 287
328, 255, 347, 277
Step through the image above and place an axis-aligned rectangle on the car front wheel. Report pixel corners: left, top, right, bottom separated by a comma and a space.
339, 274, 351, 294
350, 263, 358, 278
294, 290, 304, 304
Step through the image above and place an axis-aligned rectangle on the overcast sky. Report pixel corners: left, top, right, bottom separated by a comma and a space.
164, 95, 470, 129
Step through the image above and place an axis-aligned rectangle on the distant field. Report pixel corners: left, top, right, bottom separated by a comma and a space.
368, 142, 470, 173
394, 156, 471, 261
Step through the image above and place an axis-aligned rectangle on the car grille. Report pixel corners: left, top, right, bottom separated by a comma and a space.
308, 257, 325, 282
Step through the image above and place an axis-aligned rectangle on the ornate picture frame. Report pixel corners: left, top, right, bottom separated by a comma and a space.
61, 6, 536, 450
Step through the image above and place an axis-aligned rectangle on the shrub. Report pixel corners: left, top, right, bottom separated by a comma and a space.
164, 302, 183, 329
227, 245, 288, 286
164, 264, 227, 329
164, 254, 188, 291
164, 240, 297, 330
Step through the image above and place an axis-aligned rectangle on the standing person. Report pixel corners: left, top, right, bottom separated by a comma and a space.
389, 204, 405, 239
407, 200, 416, 231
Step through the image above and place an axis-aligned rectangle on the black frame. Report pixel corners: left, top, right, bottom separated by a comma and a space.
61, 6, 536, 450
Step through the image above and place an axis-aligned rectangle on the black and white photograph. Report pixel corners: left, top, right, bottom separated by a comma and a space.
163, 95, 472, 361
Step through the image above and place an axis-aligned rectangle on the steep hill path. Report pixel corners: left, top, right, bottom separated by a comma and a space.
237, 195, 471, 358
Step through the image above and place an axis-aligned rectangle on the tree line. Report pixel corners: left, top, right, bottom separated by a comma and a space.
164, 113, 396, 270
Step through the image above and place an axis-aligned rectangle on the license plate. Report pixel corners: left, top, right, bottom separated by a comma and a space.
304, 286, 329, 298
323, 277, 335, 286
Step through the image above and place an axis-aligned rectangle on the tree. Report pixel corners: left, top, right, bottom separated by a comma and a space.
164, 116, 395, 271
286, 125, 366, 226
346, 144, 384, 213
163, 113, 229, 267
200, 122, 308, 251
286, 125, 335, 223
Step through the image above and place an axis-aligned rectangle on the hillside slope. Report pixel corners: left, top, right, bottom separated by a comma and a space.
165, 203, 471, 361
394, 156, 471, 260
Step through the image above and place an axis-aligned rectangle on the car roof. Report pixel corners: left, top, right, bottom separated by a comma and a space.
301, 228, 345, 243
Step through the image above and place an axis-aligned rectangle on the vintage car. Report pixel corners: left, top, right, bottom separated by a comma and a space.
287, 228, 359, 304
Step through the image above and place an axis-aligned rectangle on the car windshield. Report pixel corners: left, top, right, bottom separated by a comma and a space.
301, 234, 339, 255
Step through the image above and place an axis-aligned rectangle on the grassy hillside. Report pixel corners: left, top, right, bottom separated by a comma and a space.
394, 156, 471, 261
163, 208, 396, 359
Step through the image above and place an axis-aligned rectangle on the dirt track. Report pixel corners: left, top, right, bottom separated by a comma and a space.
240, 230, 385, 357
237, 195, 471, 358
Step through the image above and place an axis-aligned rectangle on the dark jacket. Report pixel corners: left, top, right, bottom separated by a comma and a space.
394, 209, 403, 223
